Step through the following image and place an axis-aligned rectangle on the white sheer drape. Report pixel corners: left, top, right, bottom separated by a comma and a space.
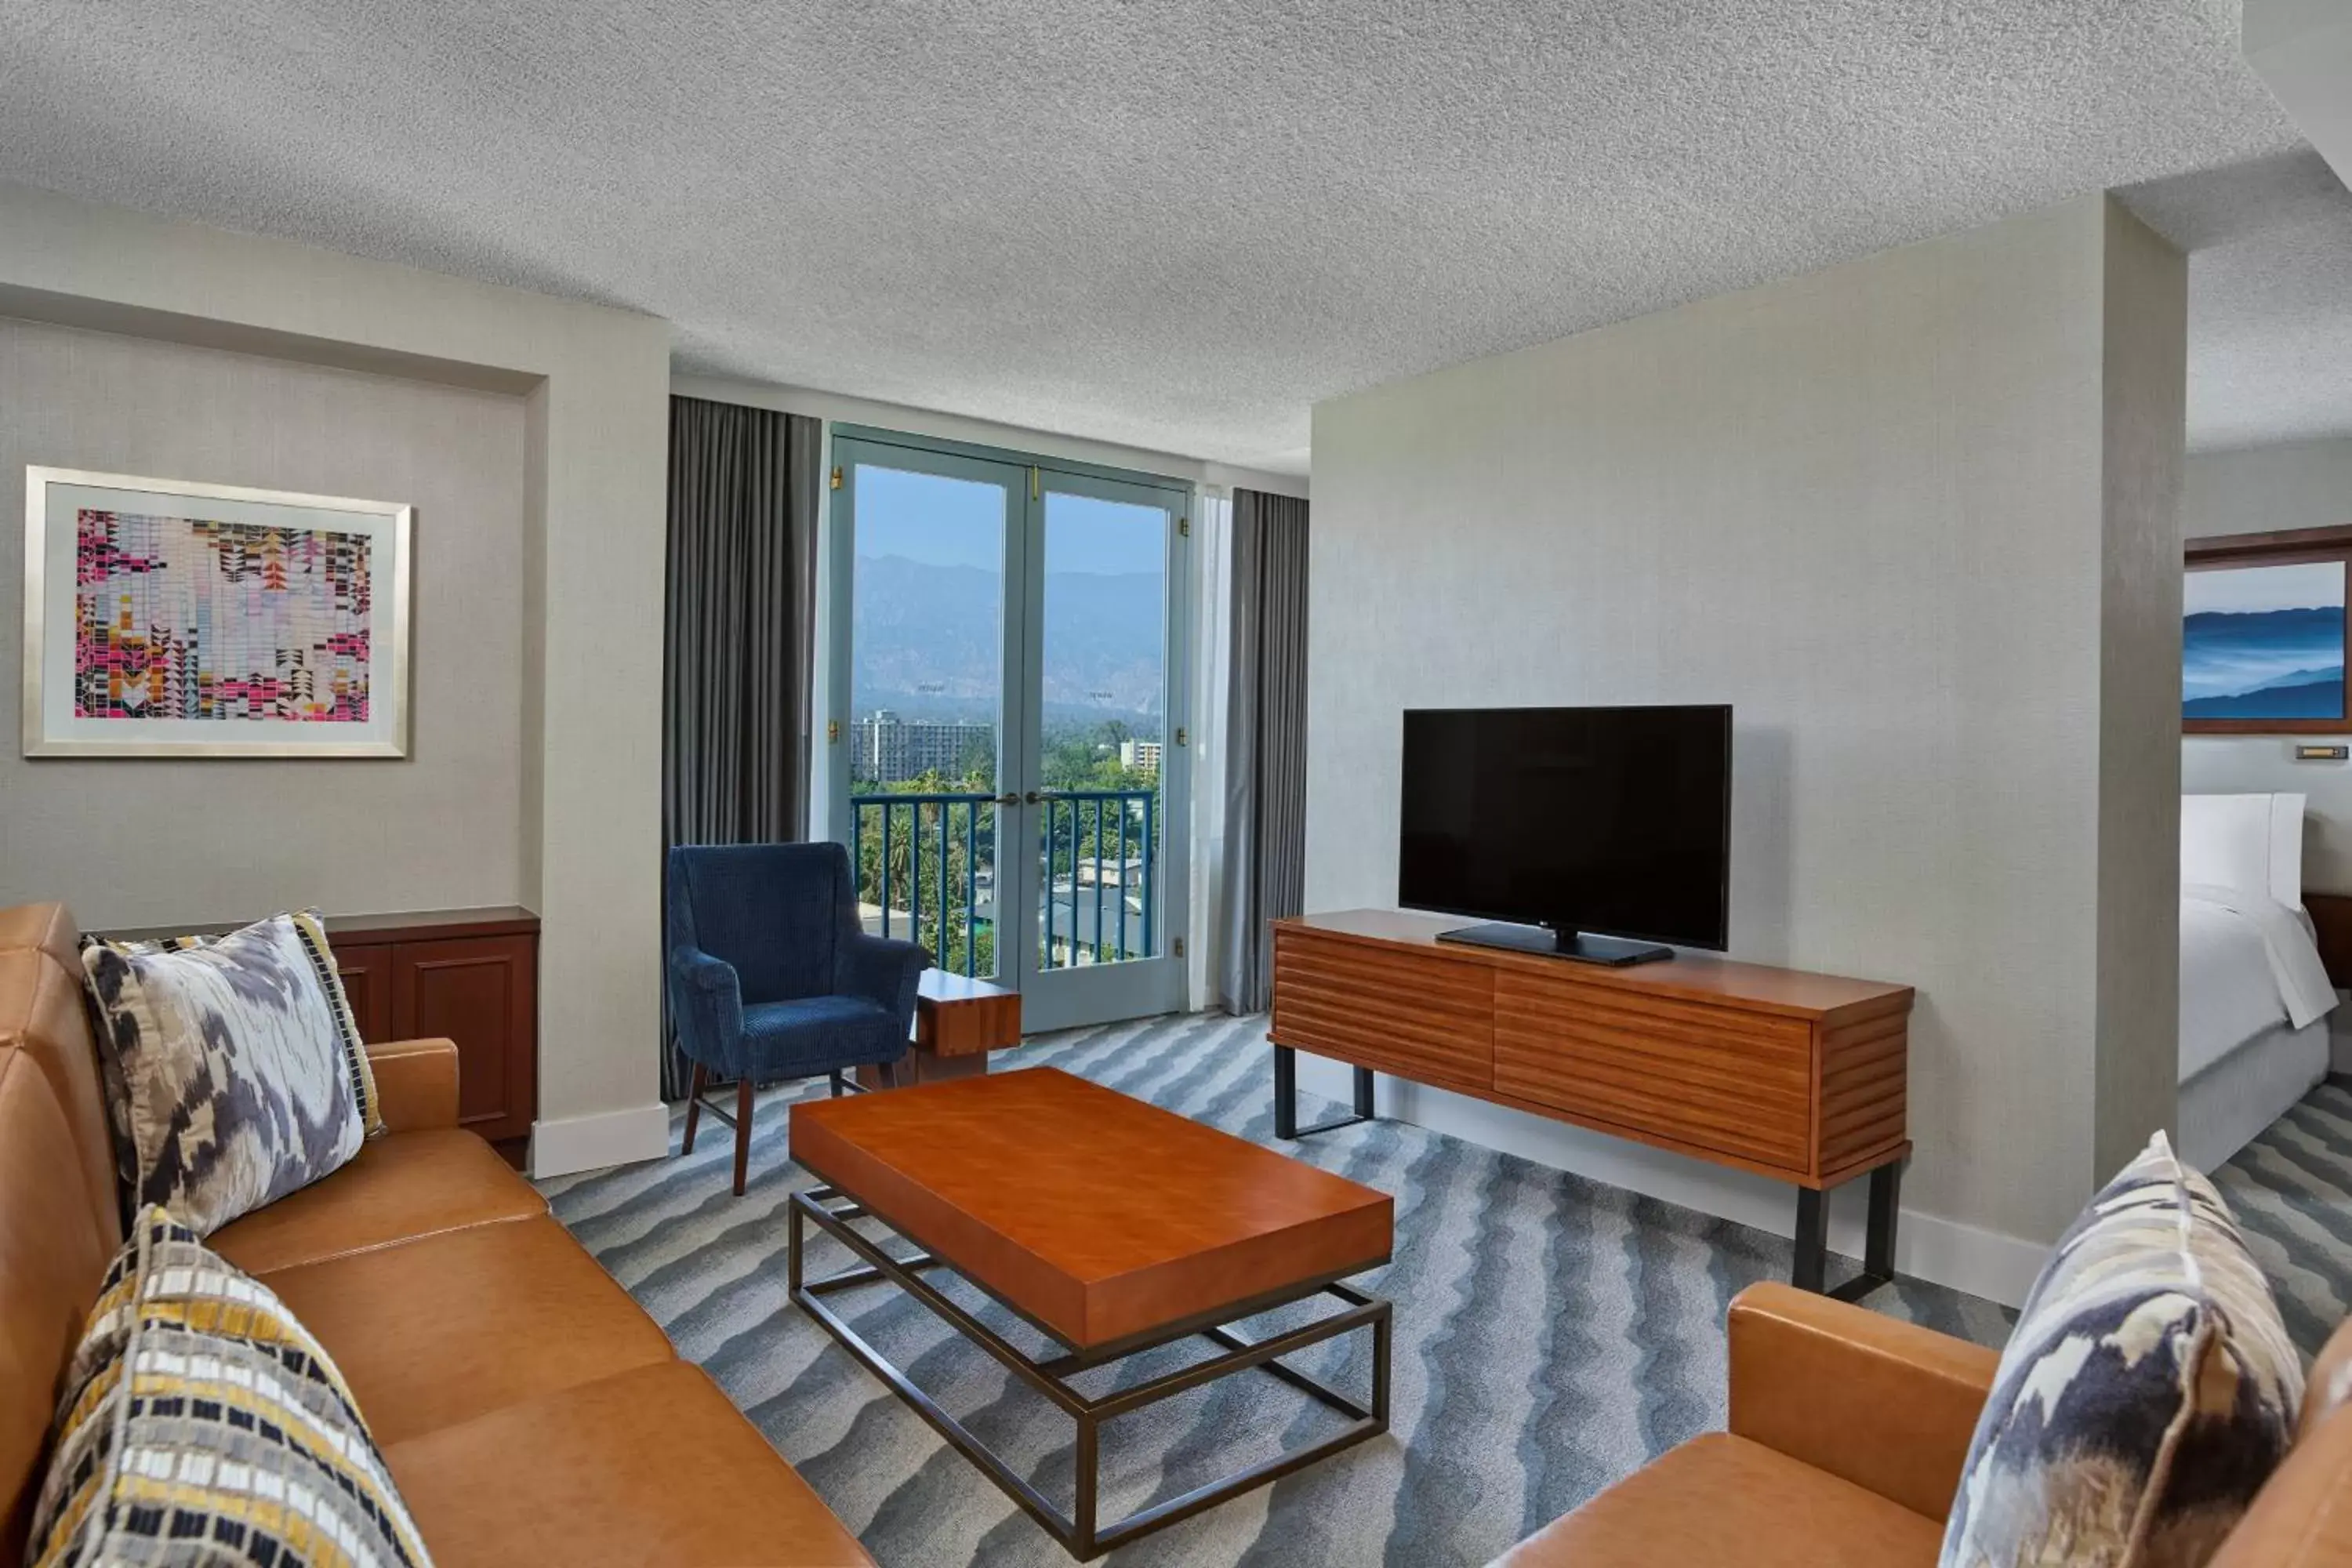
1185, 492, 1236, 1010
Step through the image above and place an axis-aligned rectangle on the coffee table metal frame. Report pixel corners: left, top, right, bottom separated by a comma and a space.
788, 1185, 1392, 1562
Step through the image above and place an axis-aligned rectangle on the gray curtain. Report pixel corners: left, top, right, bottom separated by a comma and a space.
661, 396, 821, 1096
1217, 488, 1310, 1014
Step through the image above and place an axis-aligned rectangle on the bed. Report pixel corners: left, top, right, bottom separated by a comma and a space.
2180, 792, 2339, 1172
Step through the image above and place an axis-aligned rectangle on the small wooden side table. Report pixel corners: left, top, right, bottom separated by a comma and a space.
858, 969, 1022, 1088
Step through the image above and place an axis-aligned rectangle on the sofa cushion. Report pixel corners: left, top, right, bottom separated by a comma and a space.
28, 1207, 430, 1568
81, 911, 379, 1233
386, 1361, 873, 1567
1940, 1130, 2300, 1568
742, 994, 904, 1072
261, 1218, 673, 1444
1492, 1432, 1942, 1568
210, 1130, 545, 1277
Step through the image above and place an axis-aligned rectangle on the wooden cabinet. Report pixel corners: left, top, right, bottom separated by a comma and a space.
1269, 927, 1493, 1095
325, 909, 539, 1151
328, 942, 396, 1044
1270, 909, 1914, 1298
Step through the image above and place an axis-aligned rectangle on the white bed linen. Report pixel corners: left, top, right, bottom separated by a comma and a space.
2178, 1016, 2331, 1174
2183, 883, 2336, 1032
2180, 890, 2324, 1080
2183, 793, 2307, 908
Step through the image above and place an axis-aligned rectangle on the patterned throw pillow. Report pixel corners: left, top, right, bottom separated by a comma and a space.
29, 1207, 432, 1568
1940, 1131, 2301, 1568
81, 911, 380, 1235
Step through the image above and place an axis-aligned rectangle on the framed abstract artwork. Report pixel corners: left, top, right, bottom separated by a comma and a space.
2185, 527, 2352, 735
21, 467, 412, 757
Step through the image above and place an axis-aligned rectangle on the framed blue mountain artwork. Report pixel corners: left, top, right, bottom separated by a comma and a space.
2184, 543, 2351, 733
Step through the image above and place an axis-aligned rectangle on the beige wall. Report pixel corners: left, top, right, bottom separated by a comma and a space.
0, 317, 529, 924
0, 182, 673, 1176
1305, 196, 2183, 1298
2095, 202, 2190, 1182
2182, 436, 2352, 891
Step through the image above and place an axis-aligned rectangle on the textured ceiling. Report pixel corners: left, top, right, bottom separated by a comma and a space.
0, 1, 2335, 471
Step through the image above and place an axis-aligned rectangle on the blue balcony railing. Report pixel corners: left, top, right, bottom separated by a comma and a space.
1038, 789, 1156, 970
850, 787, 1157, 977
851, 791, 994, 978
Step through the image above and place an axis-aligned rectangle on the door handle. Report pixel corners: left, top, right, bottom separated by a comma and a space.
1025, 791, 1044, 805
996, 793, 1020, 806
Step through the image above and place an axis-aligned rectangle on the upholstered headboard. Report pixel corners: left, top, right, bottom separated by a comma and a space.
2183, 793, 2307, 909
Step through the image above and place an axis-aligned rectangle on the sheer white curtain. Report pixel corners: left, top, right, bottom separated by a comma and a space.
1185, 492, 1236, 1010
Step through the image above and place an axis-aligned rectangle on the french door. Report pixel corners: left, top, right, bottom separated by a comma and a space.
826, 428, 1191, 1033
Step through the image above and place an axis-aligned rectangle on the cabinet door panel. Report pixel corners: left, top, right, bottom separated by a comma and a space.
1271, 927, 1493, 1094
326, 943, 394, 1043
391, 935, 537, 1142
1493, 969, 1812, 1174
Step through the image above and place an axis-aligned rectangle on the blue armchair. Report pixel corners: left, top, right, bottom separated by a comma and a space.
666, 841, 931, 1194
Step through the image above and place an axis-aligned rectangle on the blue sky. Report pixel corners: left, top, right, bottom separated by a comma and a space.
853, 465, 1164, 576
2184, 561, 2345, 615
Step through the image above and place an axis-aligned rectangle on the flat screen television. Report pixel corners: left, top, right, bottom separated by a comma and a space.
1398, 704, 1731, 966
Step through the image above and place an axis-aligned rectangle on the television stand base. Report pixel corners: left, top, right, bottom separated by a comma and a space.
1435, 922, 1672, 967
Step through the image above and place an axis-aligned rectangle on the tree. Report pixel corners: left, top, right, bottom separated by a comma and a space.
851, 718, 1168, 976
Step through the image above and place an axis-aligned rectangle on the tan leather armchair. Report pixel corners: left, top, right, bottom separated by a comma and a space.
1501, 1281, 2352, 1568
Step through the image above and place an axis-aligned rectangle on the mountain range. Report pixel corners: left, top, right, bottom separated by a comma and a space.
852, 554, 1165, 727
2183, 604, 2347, 718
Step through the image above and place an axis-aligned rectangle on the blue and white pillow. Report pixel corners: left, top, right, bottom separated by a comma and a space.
81, 911, 378, 1235
1940, 1131, 2300, 1568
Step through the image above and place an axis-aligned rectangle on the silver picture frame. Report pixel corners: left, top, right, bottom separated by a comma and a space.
21, 466, 413, 757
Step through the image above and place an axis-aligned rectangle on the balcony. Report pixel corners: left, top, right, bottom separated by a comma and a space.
851, 789, 1159, 978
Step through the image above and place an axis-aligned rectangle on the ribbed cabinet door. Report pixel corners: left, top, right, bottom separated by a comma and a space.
1271, 926, 1493, 1094
1492, 969, 1812, 1173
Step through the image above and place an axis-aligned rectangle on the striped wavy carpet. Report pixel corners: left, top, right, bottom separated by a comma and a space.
539, 1014, 2347, 1567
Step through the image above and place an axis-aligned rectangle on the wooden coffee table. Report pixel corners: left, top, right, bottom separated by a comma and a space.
788, 1068, 1394, 1560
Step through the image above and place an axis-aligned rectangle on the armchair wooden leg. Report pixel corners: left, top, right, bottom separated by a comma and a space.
681, 1062, 706, 1155
732, 1077, 754, 1197
829, 1069, 847, 1098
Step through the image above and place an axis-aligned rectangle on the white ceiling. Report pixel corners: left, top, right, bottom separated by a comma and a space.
0, 1, 2339, 472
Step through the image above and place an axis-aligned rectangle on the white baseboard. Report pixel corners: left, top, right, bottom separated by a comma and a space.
1295, 1054, 2046, 1308
528, 1102, 670, 1181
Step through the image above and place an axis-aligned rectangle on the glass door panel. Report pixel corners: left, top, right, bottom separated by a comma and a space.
837, 444, 1025, 982
1018, 476, 1187, 1031
829, 428, 1189, 1032
1034, 490, 1167, 971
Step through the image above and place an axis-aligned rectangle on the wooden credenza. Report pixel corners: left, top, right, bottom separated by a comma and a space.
1269, 909, 1912, 1298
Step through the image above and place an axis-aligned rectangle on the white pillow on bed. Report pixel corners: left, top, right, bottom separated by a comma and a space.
2183, 793, 2306, 909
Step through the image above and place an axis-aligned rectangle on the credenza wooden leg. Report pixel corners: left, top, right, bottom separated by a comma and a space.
1272, 1043, 1378, 1140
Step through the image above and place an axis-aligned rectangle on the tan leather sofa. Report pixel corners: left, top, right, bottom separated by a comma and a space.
1499, 1280, 2352, 1567
0, 902, 874, 1568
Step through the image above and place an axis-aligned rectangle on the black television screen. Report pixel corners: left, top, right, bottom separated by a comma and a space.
1398, 705, 1731, 951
